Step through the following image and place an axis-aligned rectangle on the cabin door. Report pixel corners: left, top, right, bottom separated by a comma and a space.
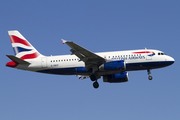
41, 57, 47, 68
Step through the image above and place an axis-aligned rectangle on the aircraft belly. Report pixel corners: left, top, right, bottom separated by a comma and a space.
37, 66, 91, 75
126, 61, 174, 71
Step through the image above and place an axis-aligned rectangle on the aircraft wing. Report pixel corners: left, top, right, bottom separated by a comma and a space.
61, 39, 106, 71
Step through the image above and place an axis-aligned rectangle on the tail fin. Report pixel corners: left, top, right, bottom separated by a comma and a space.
8, 30, 42, 59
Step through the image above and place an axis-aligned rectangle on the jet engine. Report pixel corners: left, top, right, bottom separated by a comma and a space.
99, 60, 126, 71
103, 72, 129, 83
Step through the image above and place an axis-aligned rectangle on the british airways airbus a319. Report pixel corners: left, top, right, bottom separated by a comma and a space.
6, 30, 175, 89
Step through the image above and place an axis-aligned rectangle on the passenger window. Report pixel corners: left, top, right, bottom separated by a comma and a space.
158, 53, 160, 55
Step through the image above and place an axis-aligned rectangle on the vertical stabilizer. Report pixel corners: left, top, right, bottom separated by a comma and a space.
8, 30, 43, 60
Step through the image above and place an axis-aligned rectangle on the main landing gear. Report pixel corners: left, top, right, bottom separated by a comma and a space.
147, 69, 153, 80
93, 81, 99, 89
90, 74, 100, 89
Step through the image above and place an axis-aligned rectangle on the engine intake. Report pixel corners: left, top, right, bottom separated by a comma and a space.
99, 60, 126, 71
103, 72, 129, 83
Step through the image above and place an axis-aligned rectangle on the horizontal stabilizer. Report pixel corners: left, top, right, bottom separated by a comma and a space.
6, 55, 30, 64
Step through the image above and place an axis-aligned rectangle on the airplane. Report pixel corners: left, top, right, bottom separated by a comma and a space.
6, 30, 175, 89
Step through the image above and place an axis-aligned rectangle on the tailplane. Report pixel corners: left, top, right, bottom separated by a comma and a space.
6, 55, 30, 67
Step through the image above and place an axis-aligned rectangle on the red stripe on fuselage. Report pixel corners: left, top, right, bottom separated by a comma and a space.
133, 51, 155, 54
20, 52, 39, 60
9, 35, 31, 47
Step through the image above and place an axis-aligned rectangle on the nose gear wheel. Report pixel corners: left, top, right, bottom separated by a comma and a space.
147, 69, 153, 80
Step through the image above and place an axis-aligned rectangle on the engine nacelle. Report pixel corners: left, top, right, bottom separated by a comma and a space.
103, 72, 129, 83
99, 60, 126, 71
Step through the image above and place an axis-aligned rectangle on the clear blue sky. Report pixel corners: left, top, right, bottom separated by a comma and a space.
1, 0, 179, 120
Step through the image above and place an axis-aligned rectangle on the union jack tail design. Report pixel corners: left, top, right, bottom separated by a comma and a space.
8, 30, 42, 60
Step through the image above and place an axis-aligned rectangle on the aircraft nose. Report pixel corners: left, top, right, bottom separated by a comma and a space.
167, 56, 175, 65
170, 56, 175, 62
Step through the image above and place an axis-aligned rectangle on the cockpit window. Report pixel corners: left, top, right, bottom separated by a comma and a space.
158, 52, 165, 55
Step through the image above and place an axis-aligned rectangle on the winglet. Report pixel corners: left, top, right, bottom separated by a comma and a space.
61, 39, 67, 44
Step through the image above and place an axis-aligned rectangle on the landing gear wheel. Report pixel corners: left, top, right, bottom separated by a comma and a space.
147, 69, 153, 80
148, 75, 153, 80
90, 74, 97, 81
93, 81, 99, 89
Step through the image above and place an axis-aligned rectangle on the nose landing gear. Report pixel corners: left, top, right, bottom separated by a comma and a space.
148, 75, 153, 80
147, 69, 153, 80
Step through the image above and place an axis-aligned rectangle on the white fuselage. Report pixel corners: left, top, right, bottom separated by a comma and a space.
18, 49, 174, 76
